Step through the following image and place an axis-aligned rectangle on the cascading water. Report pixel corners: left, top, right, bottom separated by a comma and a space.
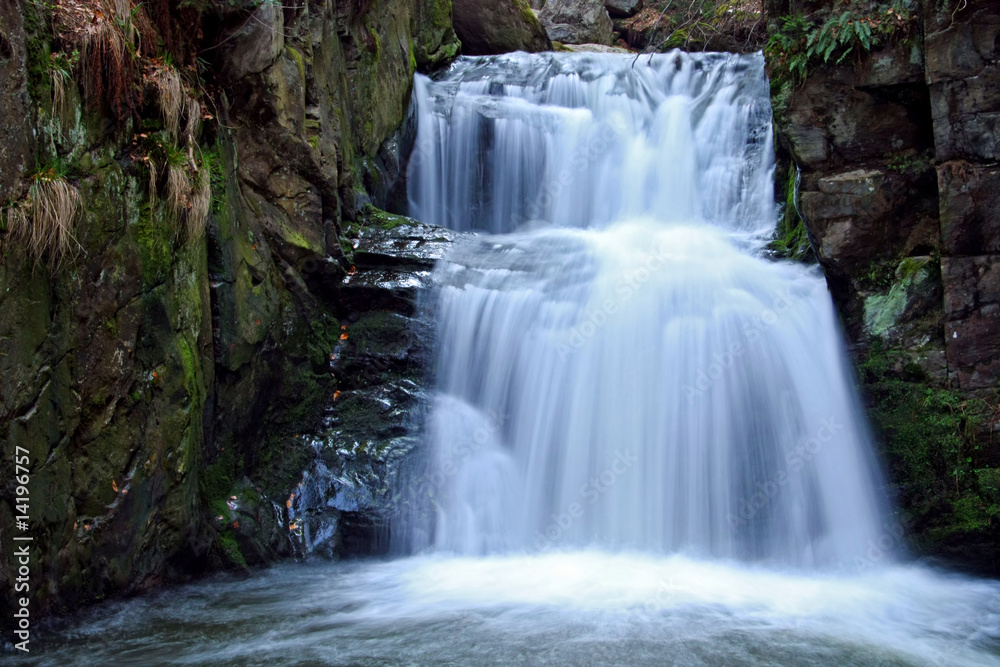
24, 52, 1000, 667
400, 51, 888, 567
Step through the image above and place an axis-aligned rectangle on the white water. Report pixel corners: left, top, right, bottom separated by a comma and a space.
401, 51, 886, 567
21, 554, 1000, 665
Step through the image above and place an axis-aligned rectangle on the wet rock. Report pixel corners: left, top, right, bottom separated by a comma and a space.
780, 71, 933, 170
539, 0, 613, 46
288, 212, 462, 558
451, 0, 552, 55
561, 42, 631, 53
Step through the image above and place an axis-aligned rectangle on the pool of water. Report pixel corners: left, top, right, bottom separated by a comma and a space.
21, 552, 1000, 666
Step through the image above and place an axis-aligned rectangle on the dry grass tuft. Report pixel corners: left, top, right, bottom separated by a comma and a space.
4, 174, 81, 268
186, 170, 210, 241
165, 162, 190, 227
51, 66, 70, 121
150, 63, 183, 142
183, 96, 201, 150
163, 161, 210, 242
145, 156, 158, 207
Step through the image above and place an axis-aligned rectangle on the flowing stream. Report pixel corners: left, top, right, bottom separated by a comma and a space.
21, 52, 1000, 666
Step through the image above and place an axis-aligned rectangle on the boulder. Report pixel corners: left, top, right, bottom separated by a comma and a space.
452, 0, 552, 55
539, 0, 613, 45
604, 0, 643, 18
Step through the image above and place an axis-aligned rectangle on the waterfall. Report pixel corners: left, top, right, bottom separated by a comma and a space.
27, 52, 1000, 667
400, 51, 889, 568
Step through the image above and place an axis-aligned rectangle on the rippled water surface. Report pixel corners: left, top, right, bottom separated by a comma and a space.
23, 553, 1000, 666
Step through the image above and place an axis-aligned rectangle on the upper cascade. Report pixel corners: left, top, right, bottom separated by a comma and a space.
408, 50, 775, 236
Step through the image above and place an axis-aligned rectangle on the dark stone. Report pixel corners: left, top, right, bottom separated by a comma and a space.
452, 0, 552, 55
938, 161, 1000, 256
604, 0, 644, 19
0, 0, 32, 201
942, 256, 1000, 389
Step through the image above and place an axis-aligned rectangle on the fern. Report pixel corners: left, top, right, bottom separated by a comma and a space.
766, 1, 915, 87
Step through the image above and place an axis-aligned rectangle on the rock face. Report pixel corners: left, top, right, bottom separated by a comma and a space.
0, 0, 459, 626
452, 0, 552, 55
770, 0, 1000, 574
539, 0, 614, 45
604, 0, 644, 19
773, 1, 999, 390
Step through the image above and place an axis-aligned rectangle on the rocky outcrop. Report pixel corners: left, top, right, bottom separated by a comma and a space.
773, 1, 998, 388
452, 0, 552, 55
287, 210, 459, 557
0, 0, 32, 200
605, 0, 644, 19
769, 0, 1000, 574
539, 0, 614, 45
0, 0, 459, 626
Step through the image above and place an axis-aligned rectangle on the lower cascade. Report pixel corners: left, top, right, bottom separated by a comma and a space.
399, 51, 887, 567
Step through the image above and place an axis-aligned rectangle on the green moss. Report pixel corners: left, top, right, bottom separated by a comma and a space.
367, 25, 382, 61
360, 204, 411, 231
856, 259, 898, 292
131, 200, 174, 286
23, 0, 53, 106
858, 340, 1000, 569
219, 532, 248, 570
769, 165, 813, 261
173, 336, 200, 397
286, 46, 306, 84
202, 447, 236, 508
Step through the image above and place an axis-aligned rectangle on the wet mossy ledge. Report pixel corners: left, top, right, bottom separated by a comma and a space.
765, 0, 1000, 573
0, 0, 460, 626
859, 341, 1000, 575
